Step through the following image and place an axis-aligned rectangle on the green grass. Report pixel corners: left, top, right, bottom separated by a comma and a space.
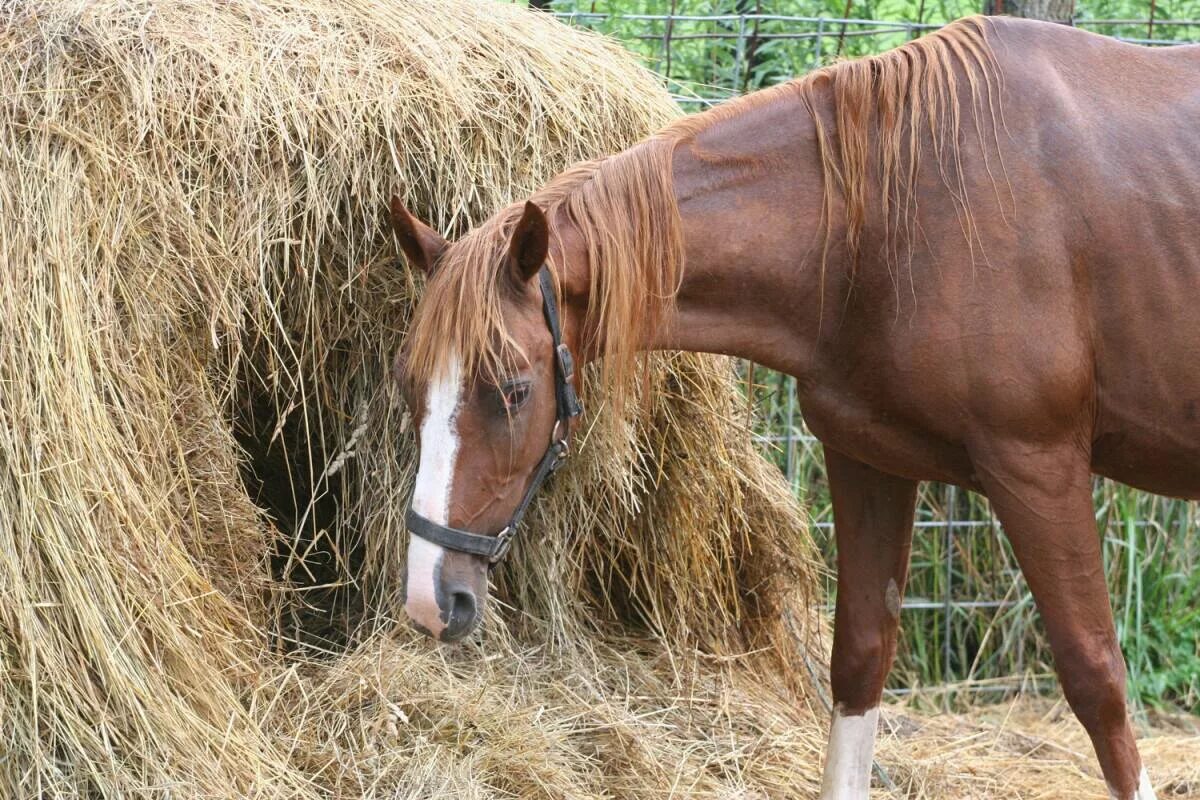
555, 0, 1200, 715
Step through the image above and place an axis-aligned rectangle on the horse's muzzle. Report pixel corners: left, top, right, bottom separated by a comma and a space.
435, 584, 480, 642
403, 534, 488, 643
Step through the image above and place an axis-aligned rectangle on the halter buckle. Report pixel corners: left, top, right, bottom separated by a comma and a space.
490, 526, 514, 563
555, 343, 576, 383
551, 420, 570, 451
551, 437, 569, 467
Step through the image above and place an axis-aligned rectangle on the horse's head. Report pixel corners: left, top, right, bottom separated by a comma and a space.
389, 196, 583, 643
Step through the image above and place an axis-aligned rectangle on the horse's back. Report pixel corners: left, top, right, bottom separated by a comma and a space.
981, 19, 1200, 498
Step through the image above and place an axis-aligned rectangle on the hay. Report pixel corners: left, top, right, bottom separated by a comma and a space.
2, 2, 1195, 798
0, 1, 819, 796
876, 697, 1200, 799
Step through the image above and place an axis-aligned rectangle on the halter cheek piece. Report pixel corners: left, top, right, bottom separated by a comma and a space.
405, 267, 584, 565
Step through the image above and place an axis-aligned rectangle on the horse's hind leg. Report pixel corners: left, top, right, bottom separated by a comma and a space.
972, 438, 1155, 800
820, 449, 918, 800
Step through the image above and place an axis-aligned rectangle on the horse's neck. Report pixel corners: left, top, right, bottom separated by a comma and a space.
653, 87, 845, 377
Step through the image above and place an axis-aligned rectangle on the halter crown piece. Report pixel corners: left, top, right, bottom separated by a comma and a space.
405, 267, 584, 564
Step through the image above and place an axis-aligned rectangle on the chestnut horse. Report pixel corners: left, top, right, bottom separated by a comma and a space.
390, 16, 1199, 800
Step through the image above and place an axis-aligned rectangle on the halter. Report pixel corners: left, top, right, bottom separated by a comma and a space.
405, 267, 584, 564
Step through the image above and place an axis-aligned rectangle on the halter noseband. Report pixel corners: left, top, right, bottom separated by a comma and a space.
405, 267, 584, 564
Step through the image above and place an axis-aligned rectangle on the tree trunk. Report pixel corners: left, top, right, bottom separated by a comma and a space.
989, 0, 1074, 23
736, 0, 764, 93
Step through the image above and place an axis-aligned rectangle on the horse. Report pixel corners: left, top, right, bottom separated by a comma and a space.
388, 16, 1199, 800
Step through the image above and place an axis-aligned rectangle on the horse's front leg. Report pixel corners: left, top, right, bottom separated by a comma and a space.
972, 437, 1154, 800
820, 449, 918, 800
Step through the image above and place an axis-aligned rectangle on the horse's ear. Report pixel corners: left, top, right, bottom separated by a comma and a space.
389, 196, 448, 276
507, 201, 549, 286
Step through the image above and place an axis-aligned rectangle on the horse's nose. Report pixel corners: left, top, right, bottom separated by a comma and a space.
439, 585, 479, 642
404, 535, 487, 642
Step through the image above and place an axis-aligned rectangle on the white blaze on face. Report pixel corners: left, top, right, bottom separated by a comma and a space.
1110, 768, 1157, 800
405, 355, 464, 637
819, 706, 879, 800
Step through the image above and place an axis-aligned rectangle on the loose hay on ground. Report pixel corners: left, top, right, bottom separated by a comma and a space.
877, 698, 1200, 799
1, 1, 1196, 798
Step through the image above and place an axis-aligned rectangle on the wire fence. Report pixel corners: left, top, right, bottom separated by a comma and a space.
559, 8, 1200, 709
558, 11, 1200, 107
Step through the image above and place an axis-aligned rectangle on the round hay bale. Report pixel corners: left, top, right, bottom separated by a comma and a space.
0, 1, 824, 797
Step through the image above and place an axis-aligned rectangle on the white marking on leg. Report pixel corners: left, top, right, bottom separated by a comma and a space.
1110, 768, 1157, 800
405, 355, 464, 637
1108, 767, 1156, 800
819, 706, 879, 800
1137, 767, 1157, 800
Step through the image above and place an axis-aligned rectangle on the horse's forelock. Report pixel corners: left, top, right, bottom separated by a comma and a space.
404, 139, 687, 413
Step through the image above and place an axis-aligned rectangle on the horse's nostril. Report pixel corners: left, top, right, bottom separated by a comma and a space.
440, 589, 478, 642
450, 589, 476, 622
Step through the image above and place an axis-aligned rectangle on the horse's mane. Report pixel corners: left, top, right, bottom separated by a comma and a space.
670, 15, 1001, 270
403, 135, 684, 408
403, 17, 1000, 400
805, 16, 1002, 270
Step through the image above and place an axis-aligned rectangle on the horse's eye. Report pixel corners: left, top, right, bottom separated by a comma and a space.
497, 380, 532, 413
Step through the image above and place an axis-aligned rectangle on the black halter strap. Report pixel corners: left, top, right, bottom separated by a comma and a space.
405, 267, 583, 564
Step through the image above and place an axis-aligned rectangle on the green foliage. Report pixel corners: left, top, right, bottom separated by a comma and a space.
553, 0, 1200, 105
551, 0, 1200, 714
